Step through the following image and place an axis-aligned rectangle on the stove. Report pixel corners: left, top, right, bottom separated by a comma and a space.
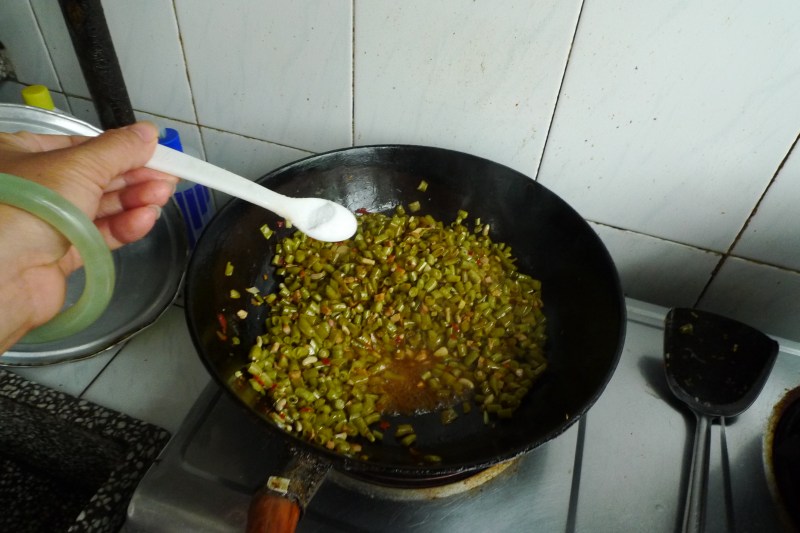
124, 301, 799, 532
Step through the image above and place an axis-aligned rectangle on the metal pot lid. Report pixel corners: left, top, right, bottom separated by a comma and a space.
0, 103, 188, 366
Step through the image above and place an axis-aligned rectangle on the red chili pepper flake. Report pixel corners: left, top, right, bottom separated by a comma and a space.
253, 375, 266, 387
300, 406, 314, 413
321, 357, 331, 366
355, 207, 369, 215
217, 313, 228, 335
378, 420, 391, 431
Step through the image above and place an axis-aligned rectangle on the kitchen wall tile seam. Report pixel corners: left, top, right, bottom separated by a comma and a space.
693, 130, 800, 304
1, 1, 61, 91
26, 0, 64, 94
724, 131, 800, 257
590, 220, 722, 256
77, 343, 125, 398
350, 0, 356, 147
532, 0, 586, 182
591, 218, 800, 279
198, 124, 317, 156
171, 0, 201, 139
49, 91, 317, 156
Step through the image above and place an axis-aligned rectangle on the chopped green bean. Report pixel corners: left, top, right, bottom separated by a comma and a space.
242, 205, 547, 460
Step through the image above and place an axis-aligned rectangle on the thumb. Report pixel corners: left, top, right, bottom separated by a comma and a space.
65, 122, 160, 187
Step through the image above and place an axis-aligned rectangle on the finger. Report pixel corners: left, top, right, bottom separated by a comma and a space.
123, 166, 180, 185
57, 203, 163, 275
96, 180, 175, 218
55, 122, 161, 187
94, 205, 162, 250
105, 167, 180, 193
0, 130, 89, 154
4, 122, 164, 218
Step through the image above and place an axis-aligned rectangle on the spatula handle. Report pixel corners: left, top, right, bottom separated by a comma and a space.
246, 493, 300, 533
683, 413, 712, 533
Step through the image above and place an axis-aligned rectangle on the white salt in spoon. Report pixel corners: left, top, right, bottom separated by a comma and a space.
147, 144, 357, 242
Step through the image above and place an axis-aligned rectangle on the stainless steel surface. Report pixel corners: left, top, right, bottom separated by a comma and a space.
0, 103, 189, 365
0, 103, 100, 135
125, 301, 800, 531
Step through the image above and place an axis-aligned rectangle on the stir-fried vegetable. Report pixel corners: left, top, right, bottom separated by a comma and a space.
240, 206, 547, 459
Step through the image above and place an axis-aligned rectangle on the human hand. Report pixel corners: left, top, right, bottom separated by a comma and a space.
0, 121, 178, 351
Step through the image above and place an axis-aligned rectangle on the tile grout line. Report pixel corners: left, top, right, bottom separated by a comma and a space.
170, 0, 208, 158
77, 343, 126, 398
350, 0, 356, 147
693, 129, 800, 306
26, 0, 66, 96
532, 0, 586, 182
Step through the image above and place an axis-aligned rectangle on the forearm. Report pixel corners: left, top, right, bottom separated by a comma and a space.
0, 270, 42, 353
0, 205, 69, 352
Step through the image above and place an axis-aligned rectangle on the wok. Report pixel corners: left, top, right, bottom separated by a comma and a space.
184, 145, 626, 529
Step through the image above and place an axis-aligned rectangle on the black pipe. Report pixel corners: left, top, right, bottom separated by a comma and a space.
58, 0, 135, 129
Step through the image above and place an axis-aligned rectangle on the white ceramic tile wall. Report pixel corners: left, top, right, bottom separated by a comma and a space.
353, 1, 582, 178
0, 1, 61, 90
537, 1, 800, 253
701, 257, 800, 342
588, 222, 721, 308
101, 0, 197, 123
29, 0, 90, 97
200, 126, 312, 207
733, 139, 800, 271
4, 0, 800, 341
174, 0, 353, 152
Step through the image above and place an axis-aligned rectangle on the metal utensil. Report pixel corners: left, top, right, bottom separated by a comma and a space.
664, 307, 779, 533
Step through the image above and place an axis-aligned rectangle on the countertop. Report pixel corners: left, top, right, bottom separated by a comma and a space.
7, 298, 800, 532
8, 302, 211, 437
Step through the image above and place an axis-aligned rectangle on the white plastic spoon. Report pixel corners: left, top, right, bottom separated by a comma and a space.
146, 145, 357, 242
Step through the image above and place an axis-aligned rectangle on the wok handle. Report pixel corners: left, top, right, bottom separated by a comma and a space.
246, 448, 331, 533
682, 413, 712, 533
247, 494, 300, 533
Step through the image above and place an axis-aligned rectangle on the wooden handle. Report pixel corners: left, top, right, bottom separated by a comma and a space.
246, 490, 301, 533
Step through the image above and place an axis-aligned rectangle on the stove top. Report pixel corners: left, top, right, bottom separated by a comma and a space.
124, 302, 799, 532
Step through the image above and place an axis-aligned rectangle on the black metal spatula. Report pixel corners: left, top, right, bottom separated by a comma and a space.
664, 307, 779, 533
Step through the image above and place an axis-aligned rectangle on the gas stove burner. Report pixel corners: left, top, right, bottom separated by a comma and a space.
330, 458, 517, 501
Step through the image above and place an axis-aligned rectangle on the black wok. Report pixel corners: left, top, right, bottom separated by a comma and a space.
184, 145, 626, 529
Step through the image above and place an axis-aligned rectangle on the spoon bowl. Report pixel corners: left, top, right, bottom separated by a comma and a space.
147, 145, 357, 242
664, 307, 779, 533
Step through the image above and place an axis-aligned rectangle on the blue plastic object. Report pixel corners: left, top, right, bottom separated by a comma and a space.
159, 128, 215, 248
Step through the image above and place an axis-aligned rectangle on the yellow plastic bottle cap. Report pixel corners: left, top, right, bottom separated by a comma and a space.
21, 85, 55, 111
